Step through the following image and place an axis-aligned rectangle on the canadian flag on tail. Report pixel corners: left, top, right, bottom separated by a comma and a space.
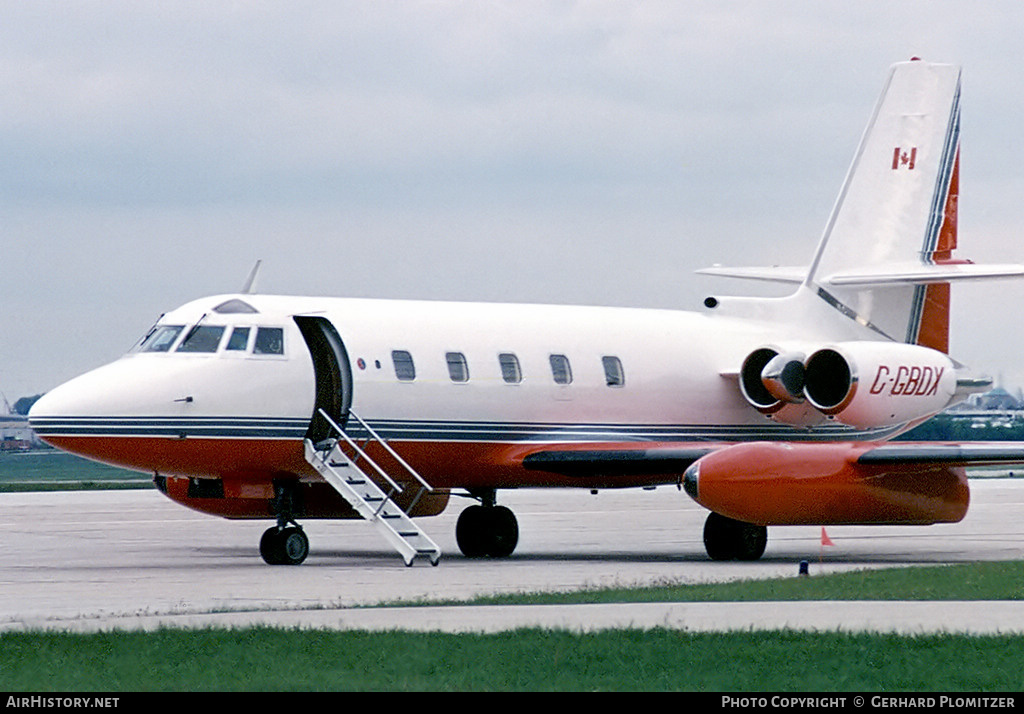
892, 146, 917, 170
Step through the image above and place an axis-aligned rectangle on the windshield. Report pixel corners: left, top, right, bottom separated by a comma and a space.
137, 325, 185, 353
176, 325, 226, 353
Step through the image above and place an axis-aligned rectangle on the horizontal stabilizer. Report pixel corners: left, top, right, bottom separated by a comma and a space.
825, 262, 1024, 286
696, 265, 806, 285
699, 262, 1024, 287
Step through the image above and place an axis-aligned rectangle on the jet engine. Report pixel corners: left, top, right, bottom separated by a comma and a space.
802, 342, 956, 429
738, 346, 825, 426
739, 341, 957, 429
682, 441, 969, 526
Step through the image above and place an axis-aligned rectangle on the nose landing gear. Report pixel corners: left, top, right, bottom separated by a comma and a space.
260, 480, 310, 565
260, 525, 309, 565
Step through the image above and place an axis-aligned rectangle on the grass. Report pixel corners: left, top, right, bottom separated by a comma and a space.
1, 627, 1022, 691
0, 450, 150, 491
4, 562, 1024, 691
442, 561, 1024, 606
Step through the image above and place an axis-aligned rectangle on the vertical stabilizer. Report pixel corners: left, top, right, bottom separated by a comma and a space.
698, 61, 1023, 349
805, 60, 961, 351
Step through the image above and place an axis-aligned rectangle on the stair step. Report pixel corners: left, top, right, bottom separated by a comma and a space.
303, 425, 440, 566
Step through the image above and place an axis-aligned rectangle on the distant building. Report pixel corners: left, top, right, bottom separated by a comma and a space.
0, 412, 36, 451
968, 387, 1023, 411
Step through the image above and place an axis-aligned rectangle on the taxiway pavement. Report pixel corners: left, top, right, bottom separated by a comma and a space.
2, 480, 1023, 633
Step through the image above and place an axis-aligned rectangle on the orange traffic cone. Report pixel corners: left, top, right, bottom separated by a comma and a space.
820, 527, 835, 547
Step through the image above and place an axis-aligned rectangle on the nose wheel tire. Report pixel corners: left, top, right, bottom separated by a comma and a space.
456, 504, 519, 558
260, 526, 309, 565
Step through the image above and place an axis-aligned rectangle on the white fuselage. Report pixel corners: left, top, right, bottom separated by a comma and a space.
29, 290, 902, 494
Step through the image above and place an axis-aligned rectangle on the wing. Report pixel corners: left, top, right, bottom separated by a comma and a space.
856, 441, 1024, 465
522, 443, 716, 478
520, 439, 1024, 478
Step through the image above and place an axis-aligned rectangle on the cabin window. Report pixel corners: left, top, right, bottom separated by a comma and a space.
226, 327, 251, 351
549, 354, 572, 385
499, 353, 522, 384
253, 327, 285, 355
602, 356, 625, 387
392, 350, 416, 381
446, 352, 469, 382
176, 325, 226, 353
138, 325, 184, 353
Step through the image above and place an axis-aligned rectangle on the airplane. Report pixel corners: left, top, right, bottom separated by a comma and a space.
27, 59, 1024, 566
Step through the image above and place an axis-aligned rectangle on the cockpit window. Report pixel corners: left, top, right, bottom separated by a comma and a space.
138, 325, 185, 353
253, 327, 285, 355
213, 299, 259, 314
225, 327, 251, 351
176, 325, 226, 353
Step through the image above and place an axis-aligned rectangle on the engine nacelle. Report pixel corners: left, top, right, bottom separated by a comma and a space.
682, 441, 969, 526
739, 341, 958, 430
803, 342, 957, 429
739, 346, 826, 426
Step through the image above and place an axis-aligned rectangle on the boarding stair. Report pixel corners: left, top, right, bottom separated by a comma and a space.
303, 408, 441, 566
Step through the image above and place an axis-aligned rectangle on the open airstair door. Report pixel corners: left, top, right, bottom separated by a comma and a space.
294, 316, 353, 443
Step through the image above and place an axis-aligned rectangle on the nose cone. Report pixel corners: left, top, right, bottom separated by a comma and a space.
27, 356, 189, 468
28, 371, 107, 426
31, 359, 174, 424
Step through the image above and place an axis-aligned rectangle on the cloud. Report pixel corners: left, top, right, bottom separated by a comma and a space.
4, 1, 1024, 396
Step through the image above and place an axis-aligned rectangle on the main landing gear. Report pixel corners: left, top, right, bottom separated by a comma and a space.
260, 481, 310, 566
456, 489, 519, 558
702, 511, 768, 561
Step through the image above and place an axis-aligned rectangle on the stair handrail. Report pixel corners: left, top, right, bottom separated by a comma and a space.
315, 409, 405, 495
345, 409, 434, 494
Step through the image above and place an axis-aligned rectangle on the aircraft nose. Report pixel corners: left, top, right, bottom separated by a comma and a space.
28, 374, 96, 433
27, 389, 56, 423
27, 356, 190, 466
31, 361, 132, 423
30, 362, 124, 451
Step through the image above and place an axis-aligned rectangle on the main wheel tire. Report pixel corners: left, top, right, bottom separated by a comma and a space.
703, 512, 767, 561
456, 505, 489, 558
734, 521, 768, 561
487, 505, 519, 558
456, 504, 520, 558
703, 512, 736, 561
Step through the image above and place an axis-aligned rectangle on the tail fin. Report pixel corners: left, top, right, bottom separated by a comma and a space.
700, 60, 1023, 352
805, 59, 961, 352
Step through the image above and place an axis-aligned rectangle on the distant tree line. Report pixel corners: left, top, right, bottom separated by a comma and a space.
11, 395, 42, 416
897, 413, 1024, 442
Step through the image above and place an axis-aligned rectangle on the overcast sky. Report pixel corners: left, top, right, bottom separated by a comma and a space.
5, 1, 1024, 401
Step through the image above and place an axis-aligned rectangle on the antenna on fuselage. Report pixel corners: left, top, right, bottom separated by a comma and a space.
241, 260, 262, 295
